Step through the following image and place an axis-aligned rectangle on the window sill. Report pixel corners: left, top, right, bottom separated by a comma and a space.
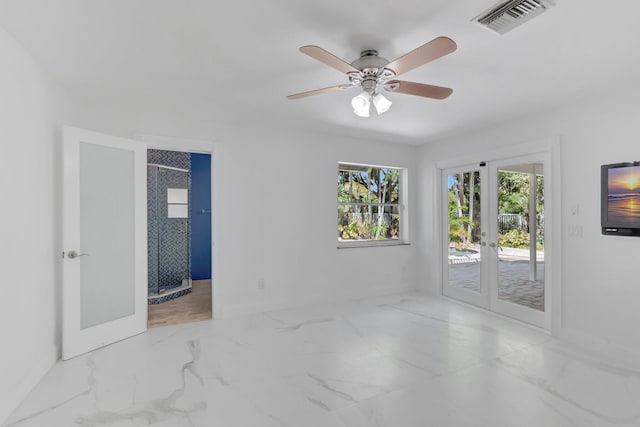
337, 241, 411, 249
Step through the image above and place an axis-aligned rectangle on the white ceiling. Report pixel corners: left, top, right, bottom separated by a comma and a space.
1, 0, 639, 144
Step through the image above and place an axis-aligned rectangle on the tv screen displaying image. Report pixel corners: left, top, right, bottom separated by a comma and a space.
602, 163, 640, 235
607, 165, 640, 223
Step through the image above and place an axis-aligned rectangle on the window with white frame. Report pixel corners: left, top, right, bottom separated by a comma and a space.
338, 163, 402, 244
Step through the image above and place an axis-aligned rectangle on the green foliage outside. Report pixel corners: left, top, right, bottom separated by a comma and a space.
499, 229, 545, 250
448, 171, 480, 248
498, 171, 544, 216
448, 170, 544, 250
497, 171, 544, 248
499, 230, 530, 248
338, 167, 400, 241
448, 215, 471, 245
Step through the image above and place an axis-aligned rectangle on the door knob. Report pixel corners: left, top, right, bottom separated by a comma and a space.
489, 242, 497, 248
67, 250, 89, 259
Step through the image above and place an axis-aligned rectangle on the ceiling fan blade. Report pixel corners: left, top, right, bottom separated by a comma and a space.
384, 37, 457, 77
385, 80, 453, 100
299, 46, 360, 74
286, 84, 354, 100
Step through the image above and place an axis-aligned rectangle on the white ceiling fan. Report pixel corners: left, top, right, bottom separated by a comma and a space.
287, 37, 457, 117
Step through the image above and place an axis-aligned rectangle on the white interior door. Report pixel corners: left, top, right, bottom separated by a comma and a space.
62, 127, 147, 360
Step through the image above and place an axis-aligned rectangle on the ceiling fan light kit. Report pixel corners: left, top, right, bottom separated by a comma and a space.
373, 93, 392, 114
350, 90, 392, 117
351, 91, 371, 117
287, 37, 457, 118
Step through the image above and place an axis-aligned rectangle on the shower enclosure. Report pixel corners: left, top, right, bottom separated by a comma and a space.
148, 163, 192, 302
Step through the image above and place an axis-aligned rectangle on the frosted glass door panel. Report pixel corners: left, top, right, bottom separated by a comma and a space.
79, 142, 135, 329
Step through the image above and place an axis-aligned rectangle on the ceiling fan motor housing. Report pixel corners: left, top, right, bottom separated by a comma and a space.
349, 50, 396, 92
350, 50, 389, 70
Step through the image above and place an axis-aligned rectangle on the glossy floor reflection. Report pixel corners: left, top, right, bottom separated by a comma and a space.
449, 260, 545, 311
4, 293, 640, 426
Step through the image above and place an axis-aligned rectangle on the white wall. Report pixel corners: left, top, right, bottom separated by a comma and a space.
72, 101, 420, 317
212, 126, 418, 317
0, 27, 72, 422
417, 88, 640, 360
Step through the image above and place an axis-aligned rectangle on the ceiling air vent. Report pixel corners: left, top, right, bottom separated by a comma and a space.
473, 0, 556, 35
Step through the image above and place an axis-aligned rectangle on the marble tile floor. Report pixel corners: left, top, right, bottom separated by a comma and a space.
4, 293, 640, 427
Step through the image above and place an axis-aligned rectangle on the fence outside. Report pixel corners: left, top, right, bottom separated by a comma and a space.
498, 213, 544, 236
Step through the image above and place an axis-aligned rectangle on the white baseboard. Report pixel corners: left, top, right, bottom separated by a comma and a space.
0, 344, 59, 425
218, 283, 415, 319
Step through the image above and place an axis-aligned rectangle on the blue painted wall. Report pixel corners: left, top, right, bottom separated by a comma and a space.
190, 153, 212, 280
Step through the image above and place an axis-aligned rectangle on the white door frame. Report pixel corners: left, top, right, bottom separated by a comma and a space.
135, 134, 216, 319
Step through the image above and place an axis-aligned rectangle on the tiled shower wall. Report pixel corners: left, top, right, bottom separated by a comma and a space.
148, 149, 191, 170
147, 149, 192, 295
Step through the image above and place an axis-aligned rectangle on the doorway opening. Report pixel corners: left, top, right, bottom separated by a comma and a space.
146, 149, 212, 327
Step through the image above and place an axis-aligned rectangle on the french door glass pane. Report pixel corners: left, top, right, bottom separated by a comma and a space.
497, 165, 545, 311
447, 171, 482, 293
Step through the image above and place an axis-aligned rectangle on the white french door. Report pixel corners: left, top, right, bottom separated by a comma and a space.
442, 152, 552, 329
62, 127, 148, 360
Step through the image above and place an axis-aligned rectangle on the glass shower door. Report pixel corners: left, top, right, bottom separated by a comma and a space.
148, 165, 190, 297
158, 167, 190, 293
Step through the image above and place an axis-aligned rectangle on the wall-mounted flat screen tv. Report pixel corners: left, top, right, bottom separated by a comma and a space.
601, 162, 640, 236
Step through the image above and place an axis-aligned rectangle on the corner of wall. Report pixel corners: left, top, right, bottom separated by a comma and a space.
0, 344, 59, 424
